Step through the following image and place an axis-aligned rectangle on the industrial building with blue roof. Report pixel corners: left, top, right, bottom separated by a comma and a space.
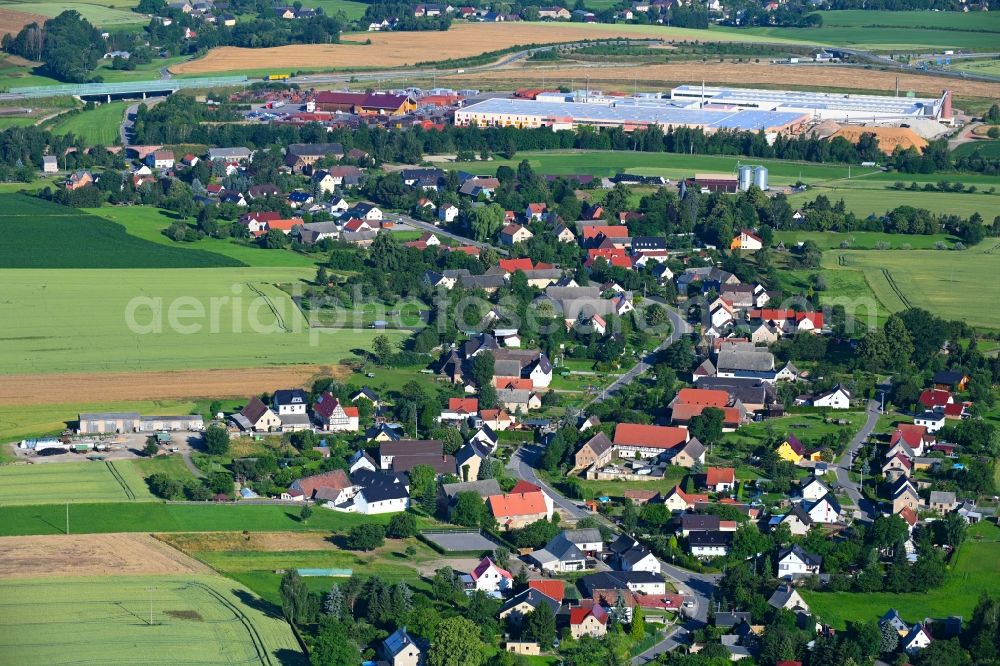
454, 98, 809, 133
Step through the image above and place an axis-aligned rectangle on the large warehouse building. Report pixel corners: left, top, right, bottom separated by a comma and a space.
669, 85, 951, 122
454, 98, 809, 133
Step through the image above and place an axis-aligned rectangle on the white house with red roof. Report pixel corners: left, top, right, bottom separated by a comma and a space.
342, 217, 375, 233
438, 397, 479, 424
705, 467, 736, 493
890, 423, 932, 457
525, 202, 547, 221
461, 556, 513, 596
312, 391, 359, 432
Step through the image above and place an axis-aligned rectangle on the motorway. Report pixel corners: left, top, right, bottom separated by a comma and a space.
835, 399, 881, 521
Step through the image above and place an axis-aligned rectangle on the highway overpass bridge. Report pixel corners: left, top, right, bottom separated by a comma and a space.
2, 75, 249, 102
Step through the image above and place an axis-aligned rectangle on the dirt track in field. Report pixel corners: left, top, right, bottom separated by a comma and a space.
0, 8, 47, 37
170, 23, 723, 73
449, 61, 1000, 99
0, 534, 213, 579
0, 365, 348, 406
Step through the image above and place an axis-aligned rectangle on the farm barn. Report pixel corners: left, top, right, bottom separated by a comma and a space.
77, 412, 203, 434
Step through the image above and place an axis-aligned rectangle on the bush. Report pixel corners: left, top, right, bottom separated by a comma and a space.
386, 512, 418, 538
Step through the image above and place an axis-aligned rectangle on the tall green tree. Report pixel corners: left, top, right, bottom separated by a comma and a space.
280, 570, 318, 625
524, 602, 556, 646
202, 424, 230, 455
428, 617, 487, 666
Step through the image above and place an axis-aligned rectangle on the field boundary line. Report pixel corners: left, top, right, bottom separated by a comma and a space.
105, 461, 136, 501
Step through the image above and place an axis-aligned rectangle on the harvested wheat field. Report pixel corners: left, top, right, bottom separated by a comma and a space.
0, 533, 212, 579
0, 364, 347, 406
158, 531, 338, 553
448, 62, 1000, 100
0, 7, 47, 37
171, 22, 797, 74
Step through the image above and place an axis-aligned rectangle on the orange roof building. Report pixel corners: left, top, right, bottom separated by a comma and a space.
528, 579, 565, 602
488, 489, 551, 530
612, 423, 688, 455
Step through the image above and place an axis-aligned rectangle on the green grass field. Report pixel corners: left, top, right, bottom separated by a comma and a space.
0, 574, 304, 665
0, 461, 158, 506
787, 185, 1000, 219
1, 0, 147, 26
952, 140, 1000, 160
452, 150, 879, 185
310, 0, 369, 19
47, 101, 129, 145
0, 265, 407, 374
950, 57, 1000, 77
0, 54, 61, 91
711, 10, 1000, 51
0, 501, 415, 536
803, 522, 1000, 629
0, 194, 243, 268
774, 230, 961, 250
89, 206, 320, 268
823, 240, 1000, 329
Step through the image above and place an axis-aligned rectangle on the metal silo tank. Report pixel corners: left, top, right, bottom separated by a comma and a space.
738, 165, 754, 192
753, 165, 769, 191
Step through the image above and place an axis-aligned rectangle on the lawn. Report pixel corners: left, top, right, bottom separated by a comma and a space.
803, 521, 1000, 629
0, 399, 198, 445
0, 501, 420, 536
46, 101, 130, 145
575, 467, 688, 499
0, 460, 157, 506
822, 241, 1000, 330
0, 194, 243, 268
0, 266, 409, 375
0, 574, 304, 665
88, 206, 321, 268
720, 411, 866, 454
711, 10, 1000, 51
